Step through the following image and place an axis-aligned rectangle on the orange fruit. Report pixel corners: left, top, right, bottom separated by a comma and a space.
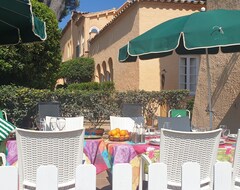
120, 130, 126, 136
108, 131, 112, 136
125, 134, 129, 138
114, 134, 120, 138
115, 128, 120, 134
111, 129, 117, 136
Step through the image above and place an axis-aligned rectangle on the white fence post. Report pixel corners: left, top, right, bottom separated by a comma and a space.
214, 162, 232, 190
36, 165, 58, 190
0, 166, 18, 190
148, 163, 167, 190
0, 162, 235, 190
182, 162, 200, 190
113, 163, 132, 190
75, 164, 96, 190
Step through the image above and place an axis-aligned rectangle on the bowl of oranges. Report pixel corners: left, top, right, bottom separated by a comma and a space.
108, 128, 130, 141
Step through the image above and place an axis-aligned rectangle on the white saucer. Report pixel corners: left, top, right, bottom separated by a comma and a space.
149, 138, 160, 146
228, 134, 237, 140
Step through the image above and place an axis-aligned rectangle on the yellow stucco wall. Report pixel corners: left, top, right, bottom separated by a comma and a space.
90, 1, 203, 91
61, 10, 116, 62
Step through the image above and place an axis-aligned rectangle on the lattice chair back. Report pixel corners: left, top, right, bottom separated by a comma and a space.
16, 128, 85, 190
233, 129, 240, 189
110, 116, 135, 132
160, 128, 221, 189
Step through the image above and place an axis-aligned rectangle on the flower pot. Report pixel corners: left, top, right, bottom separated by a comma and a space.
85, 128, 104, 136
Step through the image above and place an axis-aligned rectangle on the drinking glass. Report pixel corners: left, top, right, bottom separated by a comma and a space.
220, 125, 230, 139
50, 118, 57, 131
38, 118, 46, 131
57, 117, 66, 131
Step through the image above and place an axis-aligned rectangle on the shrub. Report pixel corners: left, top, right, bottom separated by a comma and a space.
58, 57, 94, 84
67, 81, 115, 91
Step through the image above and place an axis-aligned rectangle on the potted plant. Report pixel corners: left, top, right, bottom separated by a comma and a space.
83, 91, 119, 136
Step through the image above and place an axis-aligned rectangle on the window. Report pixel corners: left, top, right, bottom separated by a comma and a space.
179, 56, 199, 95
76, 45, 80, 58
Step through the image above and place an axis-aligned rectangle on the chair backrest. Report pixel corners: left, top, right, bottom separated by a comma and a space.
38, 102, 60, 121
16, 128, 85, 190
0, 110, 7, 121
130, 117, 145, 126
160, 128, 221, 189
168, 109, 191, 119
110, 116, 135, 132
232, 129, 240, 188
121, 103, 143, 117
157, 116, 191, 132
45, 116, 84, 131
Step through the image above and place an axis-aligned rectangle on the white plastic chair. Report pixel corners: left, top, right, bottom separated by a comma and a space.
232, 129, 240, 189
0, 152, 6, 166
45, 116, 84, 131
110, 116, 135, 132
139, 128, 221, 190
16, 127, 85, 190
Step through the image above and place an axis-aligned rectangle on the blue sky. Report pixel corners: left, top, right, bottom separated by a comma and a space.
59, 0, 127, 29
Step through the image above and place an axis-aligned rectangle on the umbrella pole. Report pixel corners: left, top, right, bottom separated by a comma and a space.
206, 48, 213, 130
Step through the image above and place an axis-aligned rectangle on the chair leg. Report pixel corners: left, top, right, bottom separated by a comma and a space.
139, 157, 144, 190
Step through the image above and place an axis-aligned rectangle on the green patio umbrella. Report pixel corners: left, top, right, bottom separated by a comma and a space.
0, 118, 15, 141
0, 0, 47, 45
119, 9, 240, 129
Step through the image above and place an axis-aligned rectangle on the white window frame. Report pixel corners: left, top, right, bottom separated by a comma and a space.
179, 55, 199, 95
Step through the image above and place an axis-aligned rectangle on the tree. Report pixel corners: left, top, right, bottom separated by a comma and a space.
0, 0, 62, 89
58, 57, 95, 84
39, 0, 80, 21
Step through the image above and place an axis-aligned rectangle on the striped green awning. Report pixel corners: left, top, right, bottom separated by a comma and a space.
0, 118, 15, 141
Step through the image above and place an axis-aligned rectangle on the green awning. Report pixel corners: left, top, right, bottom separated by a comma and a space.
0, 0, 47, 45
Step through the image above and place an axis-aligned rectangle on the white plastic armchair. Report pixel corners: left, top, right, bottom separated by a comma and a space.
0, 152, 6, 166
110, 116, 135, 132
139, 128, 221, 190
16, 127, 85, 190
232, 129, 240, 189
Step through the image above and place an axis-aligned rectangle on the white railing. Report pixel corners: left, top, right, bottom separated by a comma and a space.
0, 162, 234, 190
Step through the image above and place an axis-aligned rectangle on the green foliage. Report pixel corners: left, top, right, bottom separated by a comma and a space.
0, 85, 190, 128
115, 90, 190, 119
67, 82, 115, 91
0, 0, 61, 89
38, 0, 79, 21
58, 57, 95, 84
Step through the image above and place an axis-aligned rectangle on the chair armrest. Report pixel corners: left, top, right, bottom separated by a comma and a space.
140, 154, 152, 165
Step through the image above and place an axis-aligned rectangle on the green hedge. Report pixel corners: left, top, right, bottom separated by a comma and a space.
67, 81, 115, 91
0, 85, 190, 128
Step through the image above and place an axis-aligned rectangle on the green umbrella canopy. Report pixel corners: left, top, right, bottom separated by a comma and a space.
119, 9, 240, 62
119, 9, 240, 129
0, 0, 47, 45
0, 118, 15, 141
